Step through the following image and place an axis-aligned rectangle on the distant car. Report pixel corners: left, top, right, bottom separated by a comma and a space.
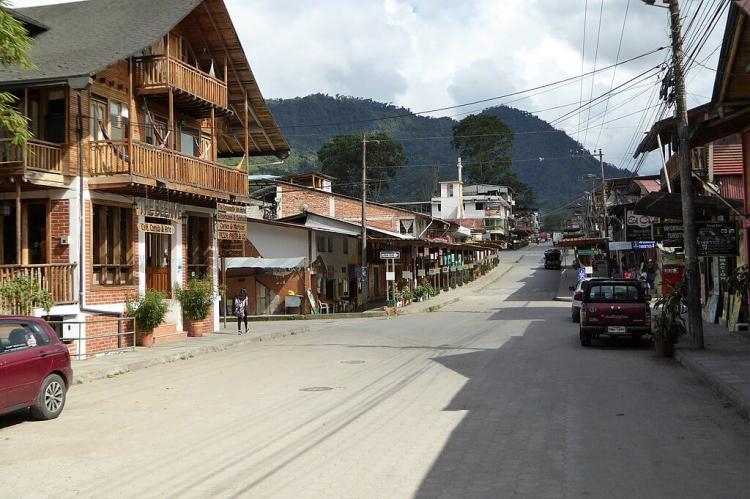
0, 317, 73, 420
544, 249, 561, 269
579, 280, 652, 347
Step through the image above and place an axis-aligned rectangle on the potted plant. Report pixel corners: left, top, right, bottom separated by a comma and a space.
175, 277, 218, 337
413, 285, 425, 302
0, 275, 53, 316
401, 285, 413, 305
649, 284, 687, 357
125, 290, 169, 347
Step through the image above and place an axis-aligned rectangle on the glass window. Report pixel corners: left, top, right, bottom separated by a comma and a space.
447, 184, 454, 197
343, 238, 348, 254
90, 99, 107, 140
109, 101, 128, 140
92, 205, 133, 285
587, 284, 641, 302
187, 216, 210, 279
0, 322, 50, 354
316, 235, 325, 253
476, 202, 484, 210
180, 127, 200, 157
327, 237, 333, 253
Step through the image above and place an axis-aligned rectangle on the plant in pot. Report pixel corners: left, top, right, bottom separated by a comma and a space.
401, 285, 413, 306
413, 285, 425, 302
175, 277, 219, 337
649, 284, 687, 357
125, 290, 169, 347
727, 265, 749, 324
0, 275, 53, 316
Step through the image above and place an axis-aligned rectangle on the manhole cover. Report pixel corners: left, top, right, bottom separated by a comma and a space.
299, 386, 334, 392
340, 360, 366, 364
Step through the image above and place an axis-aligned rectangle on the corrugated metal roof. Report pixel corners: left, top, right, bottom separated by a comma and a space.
713, 144, 744, 175
634, 179, 661, 194
717, 175, 745, 200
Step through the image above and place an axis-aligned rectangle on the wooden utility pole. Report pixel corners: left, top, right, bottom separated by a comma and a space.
668, 0, 703, 348
598, 149, 608, 239
360, 132, 368, 311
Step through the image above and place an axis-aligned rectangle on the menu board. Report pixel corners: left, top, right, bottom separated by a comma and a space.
696, 222, 738, 257
653, 223, 684, 247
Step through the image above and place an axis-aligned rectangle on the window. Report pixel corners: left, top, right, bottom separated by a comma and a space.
316, 235, 326, 253
399, 219, 415, 235
447, 184, 454, 197
587, 284, 642, 302
90, 99, 107, 140
180, 127, 200, 157
92, 205, 133, 285
475, 202, 484, 210
143, 110, 168, 147
109, 101, 128, 140
0, 322, 50, 354
327, 237, 333, 253
343, 238, 348, 254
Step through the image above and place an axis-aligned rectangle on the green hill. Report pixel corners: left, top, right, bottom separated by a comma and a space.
258, 94, 630, 210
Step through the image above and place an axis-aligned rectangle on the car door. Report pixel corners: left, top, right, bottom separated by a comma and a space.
0, 321, 52, 410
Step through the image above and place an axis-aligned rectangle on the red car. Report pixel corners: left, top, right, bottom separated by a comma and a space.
0, 317, 73, 420
579, 280, 651, 347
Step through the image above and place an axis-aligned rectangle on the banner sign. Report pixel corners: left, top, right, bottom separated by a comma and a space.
217, 202, 247, 241
138, 222, 174, 234
696, 222, 738, 256
136, 199, 181, 221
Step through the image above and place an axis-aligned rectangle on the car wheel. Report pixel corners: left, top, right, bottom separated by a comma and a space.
30, 374, 66, 421
579, 328, 592, 347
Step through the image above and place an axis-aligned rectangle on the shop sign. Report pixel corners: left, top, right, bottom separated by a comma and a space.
697, 222, 738, 256
632, 241, 656, 250
653, 223, 684, 247
441, 266, 449, 273
386, 271, 395, 281
417, 269, 426, 277
138, 222, 174, 234
402, 270, 413, 279
217, 230, 245, 241
380, 251, 400, 260
136, 199, 181, 221
609, 241, 633, 251
217, 202, 247, 241
626, 210, 657, 241
718, 256, 730, 281
217, 221, 247, 232
577, 249, 595, 256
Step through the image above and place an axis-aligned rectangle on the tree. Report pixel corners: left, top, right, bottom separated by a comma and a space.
317, 133, 407, 198
0, 2, 34, 146
509, 180, 536, 211
451, 114, 513, 185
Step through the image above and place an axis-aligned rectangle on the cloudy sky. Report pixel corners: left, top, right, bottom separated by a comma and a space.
12, 0, 727, 174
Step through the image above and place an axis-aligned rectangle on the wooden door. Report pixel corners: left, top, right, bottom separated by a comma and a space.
255, 281, 272, 315
146, 232, 171, 293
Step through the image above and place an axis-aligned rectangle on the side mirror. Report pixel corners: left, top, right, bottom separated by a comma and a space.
569, 286, 575, 291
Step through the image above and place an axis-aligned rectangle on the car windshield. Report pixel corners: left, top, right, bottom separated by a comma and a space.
586, 284, 642, 302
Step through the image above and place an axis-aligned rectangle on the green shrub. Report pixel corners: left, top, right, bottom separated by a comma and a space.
0, 275, 53, 315
175, 277, 218, 321
125, 290, 169, 334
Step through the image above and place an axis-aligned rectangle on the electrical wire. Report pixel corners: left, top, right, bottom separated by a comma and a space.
581, 0, 605, 146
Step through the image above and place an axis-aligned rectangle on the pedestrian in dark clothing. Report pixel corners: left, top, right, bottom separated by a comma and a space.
644, 259, 657, 289
234, 288, 248, 334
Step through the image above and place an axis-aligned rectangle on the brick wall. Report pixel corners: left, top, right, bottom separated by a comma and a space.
85, 200, 139, 305
84, 315, 135, 356
49, 199, 70, 264
278, 184, 410, 232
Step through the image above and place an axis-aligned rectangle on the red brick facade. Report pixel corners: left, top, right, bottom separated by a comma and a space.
84, 315, 135, 355
49, 199, 70, 264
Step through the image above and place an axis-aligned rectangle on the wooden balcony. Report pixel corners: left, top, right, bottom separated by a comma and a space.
89, 140, 248, 200
664, 147, 708, 186
0, 138, 64, 180
0, 264, 77, 307
133, 55, 228, 115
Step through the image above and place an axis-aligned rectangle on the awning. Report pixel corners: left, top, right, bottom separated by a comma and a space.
633, 192, 741, 219
556, 237, 607, 248
225, 256, 306, 270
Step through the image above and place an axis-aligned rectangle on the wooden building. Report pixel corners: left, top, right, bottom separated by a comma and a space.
0, 0, 288, 355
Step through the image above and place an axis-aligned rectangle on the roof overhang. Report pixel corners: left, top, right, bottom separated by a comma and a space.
633, 192, 742, 219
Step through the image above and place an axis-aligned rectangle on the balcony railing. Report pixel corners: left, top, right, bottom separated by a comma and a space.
89, 140, 248, 198
0, 264, 77, 307
0, 138, 63, 174
133, 55, 228, 110
664, 147, 708, 184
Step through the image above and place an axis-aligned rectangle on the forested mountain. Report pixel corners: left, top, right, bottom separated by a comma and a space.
258, 94, 630, 210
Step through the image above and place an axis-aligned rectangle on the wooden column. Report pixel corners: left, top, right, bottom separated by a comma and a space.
244, 95, 249, 173
128, 57, 134, 168
15, 181, 21, 265
210, 108, 216, 162
22, 88, 28, 174
168, 89, 175, 150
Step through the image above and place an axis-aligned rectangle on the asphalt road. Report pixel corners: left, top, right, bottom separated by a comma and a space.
2, 245, 748, 499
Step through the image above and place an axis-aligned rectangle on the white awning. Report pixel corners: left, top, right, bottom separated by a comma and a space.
225, 256, 306, 270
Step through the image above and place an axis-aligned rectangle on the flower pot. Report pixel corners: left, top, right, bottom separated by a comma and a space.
137, 331, 154, 347
653, 339, 674, 357
184, 318, 212, 337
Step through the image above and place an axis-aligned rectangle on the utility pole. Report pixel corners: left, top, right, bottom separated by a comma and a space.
598, 149, 609, 240
668, 0, 703, 348
360, 132, 368, 311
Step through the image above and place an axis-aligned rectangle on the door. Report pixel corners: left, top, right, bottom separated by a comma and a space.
0, 321, 52, 410
146, 232, 171, 293
255, 281, 272, 315
24, 202, 47, 265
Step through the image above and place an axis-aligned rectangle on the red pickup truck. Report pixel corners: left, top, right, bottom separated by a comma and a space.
579, 279, 651, 347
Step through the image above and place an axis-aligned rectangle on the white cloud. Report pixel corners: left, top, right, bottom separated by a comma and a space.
11, 0, 726, 174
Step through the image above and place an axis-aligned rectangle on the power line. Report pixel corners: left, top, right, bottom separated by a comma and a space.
581, 0, 605, 146
577, 0, 589, 141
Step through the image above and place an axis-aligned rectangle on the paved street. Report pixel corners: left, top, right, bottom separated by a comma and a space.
2, 246, 748, 499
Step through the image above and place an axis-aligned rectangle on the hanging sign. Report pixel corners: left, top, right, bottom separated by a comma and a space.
402, 270, 413, 279
138, 222, 174, 234
217, 202, 247, 241
136, 199, 181, 221
386, 271, 396, 281
417, 269, 426, 277
696, 222, 738, 256
380, 251, 400, 260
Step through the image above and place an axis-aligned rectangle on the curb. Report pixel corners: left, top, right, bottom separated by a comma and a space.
674, 349, 749, 421
72, 325, 310, 385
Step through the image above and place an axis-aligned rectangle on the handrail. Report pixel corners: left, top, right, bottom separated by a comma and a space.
0, 263, 77, 305
0, 138, 63, 173
89, 139, 247, 197
133, 55, 228, 109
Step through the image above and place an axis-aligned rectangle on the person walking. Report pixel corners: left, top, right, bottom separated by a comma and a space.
644, 259, 658, 290
234, 288, 248, 334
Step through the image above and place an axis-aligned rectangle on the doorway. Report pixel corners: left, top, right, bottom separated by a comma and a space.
146, 231, 171, 293
25, 203, 47, 265
255, 280, 272, 315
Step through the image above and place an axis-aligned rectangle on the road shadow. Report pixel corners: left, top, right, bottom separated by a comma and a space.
414, 312, 750, 499
0, 410, 32, 430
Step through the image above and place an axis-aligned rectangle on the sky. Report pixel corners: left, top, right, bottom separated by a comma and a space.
11, 0, 728, 174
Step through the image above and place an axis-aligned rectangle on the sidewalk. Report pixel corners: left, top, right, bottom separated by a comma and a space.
72, 321, 312, 385
554, 267, 577, 302
675, 324, 750, 420
71, 257, 518, 385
